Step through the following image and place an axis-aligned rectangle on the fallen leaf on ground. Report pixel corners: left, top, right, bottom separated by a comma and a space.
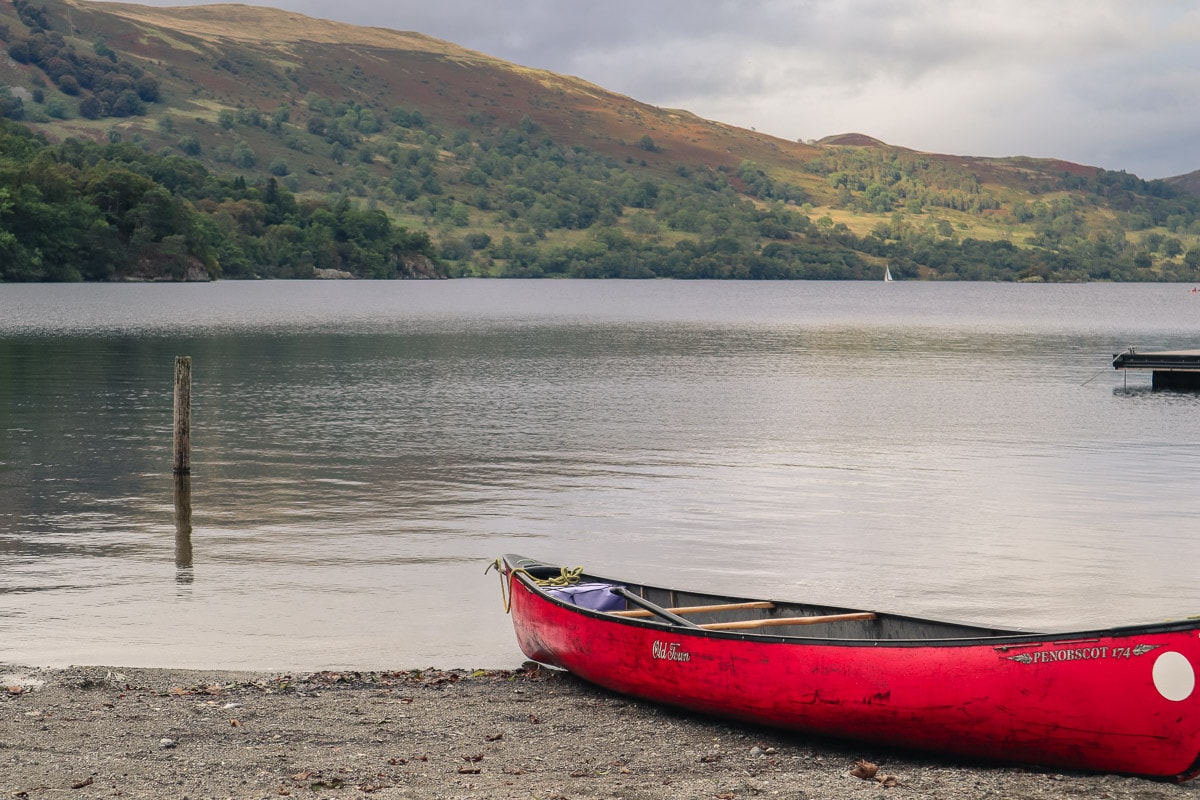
310, 778, 343, 790
850, 759, 878, 780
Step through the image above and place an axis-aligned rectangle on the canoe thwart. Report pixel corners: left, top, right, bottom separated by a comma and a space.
699, 612, 877, 631
611, 600, 776, 618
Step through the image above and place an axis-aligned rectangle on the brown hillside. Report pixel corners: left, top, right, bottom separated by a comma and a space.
67, 0, 823, 181
88, 2, 486, 52
9, 0, 1188, 262
1164, 170, 1200, 197
4, 0, 1113, 203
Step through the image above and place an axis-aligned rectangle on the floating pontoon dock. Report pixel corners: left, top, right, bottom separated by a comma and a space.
1112, 349, 1200, 389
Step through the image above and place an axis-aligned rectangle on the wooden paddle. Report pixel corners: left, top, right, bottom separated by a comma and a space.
611, 601, 775, 618
699, 612, 876, 631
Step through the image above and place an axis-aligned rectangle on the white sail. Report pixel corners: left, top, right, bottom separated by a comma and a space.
884, 265, 893, 282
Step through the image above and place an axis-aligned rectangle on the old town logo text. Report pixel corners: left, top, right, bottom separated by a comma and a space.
652, 641, 691, 662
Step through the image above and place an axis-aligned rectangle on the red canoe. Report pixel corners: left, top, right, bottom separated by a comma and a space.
496, 554, 1200, 781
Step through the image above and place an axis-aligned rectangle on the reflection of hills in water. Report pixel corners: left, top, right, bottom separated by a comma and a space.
2, 281, 1200, 669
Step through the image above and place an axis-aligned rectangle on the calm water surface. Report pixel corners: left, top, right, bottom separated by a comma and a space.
2, 280, 1199, 670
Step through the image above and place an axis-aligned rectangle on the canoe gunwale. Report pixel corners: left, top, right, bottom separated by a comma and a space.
502, 553, 1200, 649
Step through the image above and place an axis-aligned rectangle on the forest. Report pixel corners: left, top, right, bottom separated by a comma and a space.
8, 107, 1200, 282
0, 118, 438, 281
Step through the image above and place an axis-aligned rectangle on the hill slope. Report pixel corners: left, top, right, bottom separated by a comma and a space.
3, 0, 1200, 281
36, 0, 815, 182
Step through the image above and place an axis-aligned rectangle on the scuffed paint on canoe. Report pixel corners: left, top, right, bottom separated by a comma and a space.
501, 555, 1200, 781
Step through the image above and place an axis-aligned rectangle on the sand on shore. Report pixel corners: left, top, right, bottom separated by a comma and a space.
2, 663, 1198, 800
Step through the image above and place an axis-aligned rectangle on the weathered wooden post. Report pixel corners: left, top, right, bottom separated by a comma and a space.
173, 356, 191, 475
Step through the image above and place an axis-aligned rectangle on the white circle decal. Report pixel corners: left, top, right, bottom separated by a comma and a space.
1153, 651, 1195, 702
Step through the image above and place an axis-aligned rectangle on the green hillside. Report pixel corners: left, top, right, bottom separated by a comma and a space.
3, 0, 1200, 281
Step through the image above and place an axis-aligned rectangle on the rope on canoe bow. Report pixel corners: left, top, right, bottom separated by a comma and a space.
486, 558, 585, 613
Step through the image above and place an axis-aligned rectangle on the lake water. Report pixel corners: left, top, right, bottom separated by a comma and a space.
2, 280, 1199, 671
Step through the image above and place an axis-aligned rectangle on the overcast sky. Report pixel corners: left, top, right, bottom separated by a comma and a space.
127, 0, 1200, 179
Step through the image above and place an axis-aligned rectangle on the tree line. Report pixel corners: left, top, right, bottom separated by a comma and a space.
0, 119, 439, 281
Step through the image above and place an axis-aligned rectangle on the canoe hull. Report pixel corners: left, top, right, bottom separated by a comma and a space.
503, 557, 1200, 780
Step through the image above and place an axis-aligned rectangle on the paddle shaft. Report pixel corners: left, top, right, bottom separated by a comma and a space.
611, 601, 775, 618
700, 612, 876, 631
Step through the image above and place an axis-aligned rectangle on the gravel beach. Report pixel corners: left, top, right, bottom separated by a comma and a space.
2, 663, 1198, 800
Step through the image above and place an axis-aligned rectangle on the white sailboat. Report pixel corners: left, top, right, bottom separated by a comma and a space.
884, 265, 894, 282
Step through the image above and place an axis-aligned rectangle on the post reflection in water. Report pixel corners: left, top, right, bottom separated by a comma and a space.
173, 474, 194, 583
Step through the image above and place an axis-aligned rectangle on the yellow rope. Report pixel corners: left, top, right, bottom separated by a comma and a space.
486, 559, 585, 613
